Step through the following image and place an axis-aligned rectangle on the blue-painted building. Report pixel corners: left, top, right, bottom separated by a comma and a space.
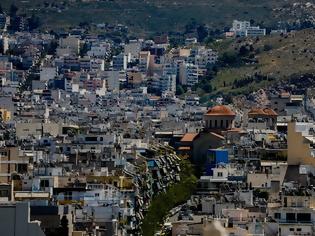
206, 149, 229, 175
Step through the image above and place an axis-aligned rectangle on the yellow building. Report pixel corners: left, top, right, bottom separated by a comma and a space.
86, 175, 134, 190
0, 108, 11, 122
287, 122, 315, 166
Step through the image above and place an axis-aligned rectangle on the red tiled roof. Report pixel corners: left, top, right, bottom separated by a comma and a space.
180, 133, 199, 142
205, 105, 235, 116
210, 132, 225, 140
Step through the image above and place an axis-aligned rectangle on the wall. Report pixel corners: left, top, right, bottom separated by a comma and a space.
279, 224, 312, 236
287, 122, 315, 166
0, 202, 45, 236
192, 132, 224, 164
16, 122, 61, 139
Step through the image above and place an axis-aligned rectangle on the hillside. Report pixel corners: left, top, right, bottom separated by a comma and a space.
0, 0, 311, 33
210, 29, 315, 95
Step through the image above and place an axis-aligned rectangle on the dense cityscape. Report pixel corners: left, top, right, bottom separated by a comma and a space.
0, 1, 315, 236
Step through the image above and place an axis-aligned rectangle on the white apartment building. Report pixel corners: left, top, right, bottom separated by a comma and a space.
232, 20, 250, 32
160, 74, 176, 94
124, 39, 142, 61
245, 27, 266, 37
195, 48, 218, 68
91, 58, 105, 71
59, 36, 80, 55
230, 20, 266, 37
87, 42, 111, 58
101, 70, 121, 91
112, 53, 128, 71
138, 51, 150, 73
179, 63, 201, 87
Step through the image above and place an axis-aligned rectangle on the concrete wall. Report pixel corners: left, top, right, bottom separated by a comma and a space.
279, 224, 312, 236
16, 122, 61, 139
247, 171, 286, 189
0, 202, 45, 236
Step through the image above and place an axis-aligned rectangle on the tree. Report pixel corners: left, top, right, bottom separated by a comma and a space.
0, 4, 3, 14
239, 45, 249, 56
79, 21, 90, 29
176, 85, 186, 96
203, 82, 212, 93
28, 14, 41, 31
80, 42, 90, 57
59, 215, 69, 236
204, 36, 214, 46
45, 40, 58, 55
9, 3, 18, 17
197, 24, 208, 42
185, 18, 197, 33
219, 51, 239, 66
141, 160, 197, 236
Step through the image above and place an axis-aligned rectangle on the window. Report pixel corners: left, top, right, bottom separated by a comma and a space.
40, 179, 49, 188
65, 192, 72, 200
217, 172, 223, 177
297, 213, 311, 222
85, 137, 97, 142
286, 213, 296, 222
0, 190, 8, 197
297, 228, 301, 232
289, 228, 294, 232
274, 213, 281, 219
95, 193, 99, 197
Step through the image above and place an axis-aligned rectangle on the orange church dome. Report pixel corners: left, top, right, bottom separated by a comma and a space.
205, 105, 235, 116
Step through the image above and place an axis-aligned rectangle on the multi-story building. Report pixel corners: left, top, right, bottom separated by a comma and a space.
269, 191, 315, 236
59, 36, 80, 55
124, 39, 142, 61
245, 27, 266, 37
87, 42, 111, 58
179, 63, 201, 87
230, 20, 266, 37
112, 53, 128, 71
0, 202, 45, 236
160, 74, 176, 94
138, 51, 150, 73
0, 147, 29, 183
